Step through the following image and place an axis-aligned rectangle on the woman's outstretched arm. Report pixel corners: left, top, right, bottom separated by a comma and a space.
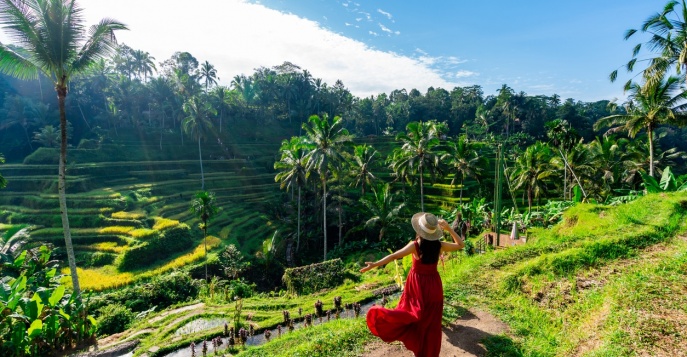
438, 218, 464, 252
360, 241, 416, 273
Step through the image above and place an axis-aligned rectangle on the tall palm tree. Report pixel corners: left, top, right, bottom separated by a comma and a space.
595, 74, 687, 177
508, 142, 556, 213
190, 191, 218, 282
612, 0, 687, 85
0, 153, 6, 189
199, 60, 218, 93
132, 49, 155, 81
349, 144, 378, 195
0, 0, 127, 296
182, 95, 216, 190
441, 134, 488, 202
389, 121, 442, 211
302, 114, 352, 261
274, 136, 309, 252
361, 183, 406, 242
211, 86, 229, 132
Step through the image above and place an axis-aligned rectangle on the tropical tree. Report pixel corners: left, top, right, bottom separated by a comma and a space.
389, 121, 442, 211
0, 153, 6, 190
348, 144, 378, 195
302, 114, 352, 261
441, 134, 488, 202
0, 0, 127, 296
612, 0, 687, 85
274, 136, 309, 252
211, 86, 229, 132
182, 95, 216, 190
361, 183, 406, 243
132, 49, 155, 81
32, 125, 60, 147
595, 74, 687, 177
199, 60, 218, 93
190, 191, 218, 281
508, 142, 556, 213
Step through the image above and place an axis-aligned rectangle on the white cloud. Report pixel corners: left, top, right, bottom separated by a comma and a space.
0, 0, 458, 97
455, 70, 478, 78
379, 24, 392, 34
377, 9, 393, 20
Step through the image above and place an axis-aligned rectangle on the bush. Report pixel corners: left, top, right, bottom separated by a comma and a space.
282, 258, 346, 295
96, 303, 135, 336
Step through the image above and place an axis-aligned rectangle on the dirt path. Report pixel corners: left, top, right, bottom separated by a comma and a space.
361, 309, 510, 357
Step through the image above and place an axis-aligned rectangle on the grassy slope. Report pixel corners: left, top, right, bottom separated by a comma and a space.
228, 192, 687, 357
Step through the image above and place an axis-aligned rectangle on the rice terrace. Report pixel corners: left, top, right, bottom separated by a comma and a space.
1, 1, 687, 356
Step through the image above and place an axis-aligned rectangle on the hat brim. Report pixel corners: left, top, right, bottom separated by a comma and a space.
411, 212, 443, 241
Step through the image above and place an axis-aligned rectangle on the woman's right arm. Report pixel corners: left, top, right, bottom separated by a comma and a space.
438, 219, 464, 252
360, 241, 415, 273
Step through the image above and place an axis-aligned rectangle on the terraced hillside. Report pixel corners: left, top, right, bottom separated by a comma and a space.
0, 140, 281, 291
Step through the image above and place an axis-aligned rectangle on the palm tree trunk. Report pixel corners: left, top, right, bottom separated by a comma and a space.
57, 86, 81, 297
297, 186, 301, 252
199, 137, 205, 190
527, 187, 533, 214
460, 175, 464, 202
204, 223, 208, 282
648, 127, 654, 177
420, 166, 425, 212
322, 178, 327, 261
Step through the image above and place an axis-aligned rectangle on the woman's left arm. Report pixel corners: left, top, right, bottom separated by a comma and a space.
360, 241, 415, 273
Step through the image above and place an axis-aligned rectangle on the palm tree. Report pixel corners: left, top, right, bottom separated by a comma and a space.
441, 134, 488, 202
0, 0, 127, 296
182, 96, 216, 190
389, 121, 442, 211
274, 136, 309, 252
190, 191, 218, 281
349, 144, 378, 195
211, 86, 229, 132
595, 74, 687, 177
612, 0, 687, 85
302, 114, 352, 261
0, 153, 6, 189
361, 183, 406, 242
132, 49, 156, 81
199, 60, 218, 93
508, 142, 556, 213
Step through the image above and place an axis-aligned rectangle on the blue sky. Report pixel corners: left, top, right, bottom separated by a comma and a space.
0, 0, 664, 102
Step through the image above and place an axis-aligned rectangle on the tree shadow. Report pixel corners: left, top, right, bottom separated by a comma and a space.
443, 317, 523, 357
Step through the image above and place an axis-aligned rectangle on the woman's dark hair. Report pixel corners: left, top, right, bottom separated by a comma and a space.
416, 238, 441, 264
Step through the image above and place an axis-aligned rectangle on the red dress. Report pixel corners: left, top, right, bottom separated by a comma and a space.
366, 242, 443, 357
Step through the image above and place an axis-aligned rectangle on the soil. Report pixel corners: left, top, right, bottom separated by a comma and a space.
361, 309, 510, 357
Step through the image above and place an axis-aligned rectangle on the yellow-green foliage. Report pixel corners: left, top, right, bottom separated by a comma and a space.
111, 211, 145, 220
65, 236, 222, 291
98, 226, 135, 235
153, 217, 179, 231
129, 228, 158, 239
91, 242, 127, 253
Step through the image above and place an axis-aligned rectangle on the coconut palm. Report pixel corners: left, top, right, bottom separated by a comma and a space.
211, 86, 229, 132
190, 191, 218, 281
389, 121, 442, 211
274, 136, 309, 252
361, 183, 406, 243
508, 142, 556, 213
0, 0, 127, 296
0, 153, 6, 189
348, 144, 378, 195
595, 74, 687, 177
441, 134, 488, 202
182, 96, 216, 190
612, 0, 687, 85
199, 60, 218, 93
132, 49, 156, 81
302, 114, 352, 261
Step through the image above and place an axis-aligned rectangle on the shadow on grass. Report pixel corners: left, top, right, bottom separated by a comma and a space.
442, 310, 523, 357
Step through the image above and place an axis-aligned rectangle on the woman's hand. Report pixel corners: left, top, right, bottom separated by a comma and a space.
360, 262, 376, 273
438, 219, 451, 231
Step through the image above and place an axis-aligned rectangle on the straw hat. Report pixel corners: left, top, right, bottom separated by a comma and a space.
411, 212, 443, 241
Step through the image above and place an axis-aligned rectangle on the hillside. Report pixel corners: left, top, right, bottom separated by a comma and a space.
83, 192, 687, 356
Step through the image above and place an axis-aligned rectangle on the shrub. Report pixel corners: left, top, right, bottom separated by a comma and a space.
282, 259, 346, 295
96, 303, 134, 336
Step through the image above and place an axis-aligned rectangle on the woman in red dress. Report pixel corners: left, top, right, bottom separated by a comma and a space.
360, 212, 464, 357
